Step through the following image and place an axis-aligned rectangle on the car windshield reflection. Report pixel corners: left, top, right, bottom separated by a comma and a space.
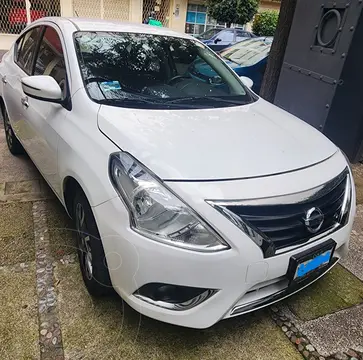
74, 31, 256, 109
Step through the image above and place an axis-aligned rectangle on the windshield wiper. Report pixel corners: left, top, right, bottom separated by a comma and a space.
99, 97, 159, 105
163, 96, 201, 104
99, 97, 202, 109
206, 96, 251, 105
165, 96, 250, 106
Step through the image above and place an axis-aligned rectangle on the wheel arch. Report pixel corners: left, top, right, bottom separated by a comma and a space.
62, 175, 86, 219
0, 95, 6, 117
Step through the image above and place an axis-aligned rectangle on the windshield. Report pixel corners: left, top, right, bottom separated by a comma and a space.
74, 31, 255, 109
220, 39, 271, 67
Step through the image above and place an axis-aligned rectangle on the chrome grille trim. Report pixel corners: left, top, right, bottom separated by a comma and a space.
133, 289, 218, 311
208, 167, 351, 257
230, 257, 340, 316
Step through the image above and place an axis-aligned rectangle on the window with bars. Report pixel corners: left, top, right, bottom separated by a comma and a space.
142, 0, 171, 27
185, 3, 218, 36
72, 0, 130, 21
0, 0, 60, 34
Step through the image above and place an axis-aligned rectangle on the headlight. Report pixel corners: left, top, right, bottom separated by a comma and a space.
109, 152, 229, 252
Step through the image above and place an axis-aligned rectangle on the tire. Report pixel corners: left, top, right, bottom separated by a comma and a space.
73, 188, 114, 297
2, 106, 25, 155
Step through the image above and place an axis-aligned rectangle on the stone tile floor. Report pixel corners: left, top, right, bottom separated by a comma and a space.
0, 121, 363, 360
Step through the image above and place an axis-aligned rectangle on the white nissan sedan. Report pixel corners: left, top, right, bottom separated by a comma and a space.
0, 18, 355, 328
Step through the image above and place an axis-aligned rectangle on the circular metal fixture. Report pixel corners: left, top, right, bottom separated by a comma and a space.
317, 9, 342, 47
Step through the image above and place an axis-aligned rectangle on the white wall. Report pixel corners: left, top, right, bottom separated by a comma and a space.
0, 35, 17, 50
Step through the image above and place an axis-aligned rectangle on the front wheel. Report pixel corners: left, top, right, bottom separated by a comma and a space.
2, 107, 25, 155
73, 189, 113, 297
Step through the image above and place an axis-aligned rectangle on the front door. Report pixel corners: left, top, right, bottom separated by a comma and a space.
210, 29, 235, 52
21, 25, 68, 195
2, 26, 41, 141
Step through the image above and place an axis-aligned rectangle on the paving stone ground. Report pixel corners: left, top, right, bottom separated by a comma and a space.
341, 206, 363, 282
0, 264, 38, 360
1, 117, 363, 359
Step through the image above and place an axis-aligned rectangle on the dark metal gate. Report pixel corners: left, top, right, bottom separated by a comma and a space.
274, 0, 363, 162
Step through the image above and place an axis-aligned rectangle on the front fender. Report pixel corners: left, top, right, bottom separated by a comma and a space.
57, 90, 119, 207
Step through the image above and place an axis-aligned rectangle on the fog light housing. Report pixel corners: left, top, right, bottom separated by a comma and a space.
134, 283, 217, 311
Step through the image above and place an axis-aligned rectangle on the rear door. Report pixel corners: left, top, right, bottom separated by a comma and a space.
21, 25, 69, 195
210, 29, 234, 51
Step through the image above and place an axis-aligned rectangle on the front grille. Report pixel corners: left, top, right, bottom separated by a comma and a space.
211, 168, 350, 256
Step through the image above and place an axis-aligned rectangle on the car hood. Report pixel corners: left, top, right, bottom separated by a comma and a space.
98, 98, 337, 181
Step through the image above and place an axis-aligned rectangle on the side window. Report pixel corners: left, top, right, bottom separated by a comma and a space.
16, 27, 41, 74
34, 26, 66, 96
218, 30, 234, 42
14, 37, 24, 62
236, 31, 249, 42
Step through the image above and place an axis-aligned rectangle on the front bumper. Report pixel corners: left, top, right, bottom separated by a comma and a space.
92, 152, 355, 328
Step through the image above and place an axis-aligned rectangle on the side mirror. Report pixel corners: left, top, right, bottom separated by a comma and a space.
214, 38, 222, 44
240, 76, 254, 89
21, 75, 63, 104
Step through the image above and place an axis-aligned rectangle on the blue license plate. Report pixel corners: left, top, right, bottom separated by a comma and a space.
294, 249, 333, 280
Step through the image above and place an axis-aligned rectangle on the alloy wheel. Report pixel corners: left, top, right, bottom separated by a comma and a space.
3, 112, 13, 149
75, 202, 93, 280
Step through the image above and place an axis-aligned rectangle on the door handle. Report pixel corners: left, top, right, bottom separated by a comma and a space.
21, 96, 29, 108
2, 76, 7, 84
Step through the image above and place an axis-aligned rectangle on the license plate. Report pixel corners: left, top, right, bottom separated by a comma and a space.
294, 249, 332, 280
287, 239, 336, 283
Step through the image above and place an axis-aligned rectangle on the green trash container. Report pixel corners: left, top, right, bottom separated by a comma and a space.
148, 19, 163, 27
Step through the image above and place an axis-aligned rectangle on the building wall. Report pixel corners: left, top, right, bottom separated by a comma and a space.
259, 0, 281, 11
0, 34, 18, 50
130, 0, 143, 23
169, 0, 188, 33
0, 0, 280, 50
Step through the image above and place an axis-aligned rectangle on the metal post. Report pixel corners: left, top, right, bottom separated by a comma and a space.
60, 0, 74, 16
25, 0, 31, 25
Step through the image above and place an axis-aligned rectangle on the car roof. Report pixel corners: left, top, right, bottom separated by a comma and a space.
33, 17, 193, 39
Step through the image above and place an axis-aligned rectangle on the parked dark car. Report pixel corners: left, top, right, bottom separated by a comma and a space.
199, 28, 256, 52
190, 37, 271, 94
194, 27, 225, 40
219, 38, 271, 93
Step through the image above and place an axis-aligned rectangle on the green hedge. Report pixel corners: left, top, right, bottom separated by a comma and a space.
252, 10, 279, 36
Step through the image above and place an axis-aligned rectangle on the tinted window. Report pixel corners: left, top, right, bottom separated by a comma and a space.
217, 30, 234, 42
220, 39, 271, 67
34, 26, 66, 96
74, 32, 255, 110
14, 36, 24, 62
236, 31, 250, 42
16, 27, 41, 73
198, 28, 222, 40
